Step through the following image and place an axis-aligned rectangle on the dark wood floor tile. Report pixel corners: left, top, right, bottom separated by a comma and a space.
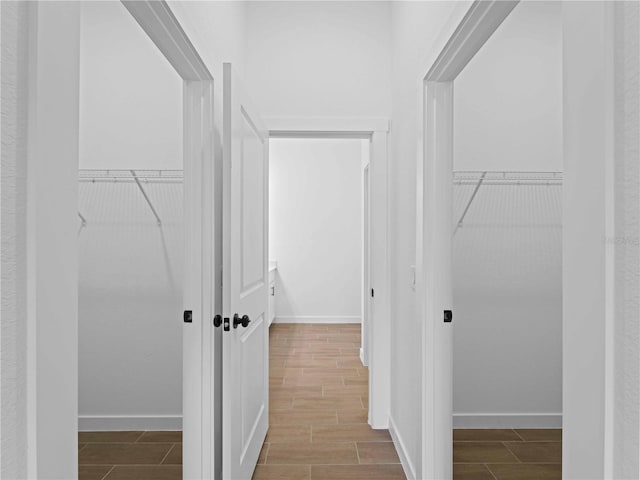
338, 410, 369, 424
270, 410, 337, 426
453, 429, 522, 442
343, 376, 367, 386
259, 442, 270, 464
453, 442, 519, 464
266, 441, 358, 465
137, 431, 182, 443
265, 425, 312, 443
310, 464, 406, 480
79, 443, 173, 465
356, 442, 400, 464
283, 375, 344, 386
453, 464, 495, 480
162, 444, 182, 465
253, 465, 310, 480
292, 395, 364, 410
514, 429, 562, 442
312, 424, 391, 442
271, 386, 323, 398
79, 465, 113, 480
504, 441, 562, 463
79, 431, 143, 443
336, 358, 365, 368
323, 385, 368, 397
488, 463, 562, 479
103, 466, 181, 480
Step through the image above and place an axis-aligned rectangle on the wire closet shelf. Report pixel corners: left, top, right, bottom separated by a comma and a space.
453, 171, 563, 235
453, 171, 563, 186
78, 169, 184, 227
78, 169, 184, 183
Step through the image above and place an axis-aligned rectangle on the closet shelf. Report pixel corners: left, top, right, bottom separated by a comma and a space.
78, 169, 183, 227
453, 171, 563, 235
79, 169, 183, 183
453, 170, 562, 186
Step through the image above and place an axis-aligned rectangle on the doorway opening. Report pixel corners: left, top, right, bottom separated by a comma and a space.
450, 3, 563, 476
75, 2, 215, 478
76, 1, 184, 474
255, 136, 402, 478
418, 1, 564, 478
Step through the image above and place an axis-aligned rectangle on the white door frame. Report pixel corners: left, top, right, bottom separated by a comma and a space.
417, 1, 619, 479
267, 117, 391, 429
361, 161, 371, 368
115, 3, 217, 477
25, 1, 217, 477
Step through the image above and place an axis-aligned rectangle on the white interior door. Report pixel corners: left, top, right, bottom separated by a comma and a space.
222, 62, 270, 480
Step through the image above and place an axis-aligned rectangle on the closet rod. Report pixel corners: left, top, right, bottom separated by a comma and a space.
454, 180, 562, 186
130, 170, 162, 225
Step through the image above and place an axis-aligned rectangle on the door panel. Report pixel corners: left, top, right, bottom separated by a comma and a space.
222, 63, 269, 480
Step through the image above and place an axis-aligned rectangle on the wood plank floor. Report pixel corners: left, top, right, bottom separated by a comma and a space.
255, 323, 404, 480
78, 323, 561, 479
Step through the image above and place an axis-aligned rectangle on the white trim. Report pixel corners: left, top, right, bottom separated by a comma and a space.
78, 416, 182, 432
452, 413, 562, 429
359, 348, 366, 367
266, 116, 389, 133
417, 2, 519, 479
389, 415, 417, 480
273, 316, 361, 324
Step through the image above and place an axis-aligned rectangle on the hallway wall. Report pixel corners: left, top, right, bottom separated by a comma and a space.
269, 138, 363, 324
389, 3, 471, 477
245, 1, 391, 118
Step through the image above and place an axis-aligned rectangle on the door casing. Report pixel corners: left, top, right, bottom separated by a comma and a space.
267, 117, 390, 429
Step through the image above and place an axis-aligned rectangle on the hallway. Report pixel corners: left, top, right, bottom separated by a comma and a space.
253, 323, 405, 480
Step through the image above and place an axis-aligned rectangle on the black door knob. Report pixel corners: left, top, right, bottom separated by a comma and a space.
213, 315, 222, 327
233, 313, 251, 329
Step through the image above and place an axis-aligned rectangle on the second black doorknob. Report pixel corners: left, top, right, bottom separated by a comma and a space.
233, 313, 251, 329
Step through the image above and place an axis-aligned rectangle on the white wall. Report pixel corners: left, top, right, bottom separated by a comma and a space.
389, 3, 469, 477
269, 138, 362, 323
453, 1, 563, 173
246, 1, 391, 118
77, 183, 183, 429
451, 1, 563, 427
1, 3, 29, 477
613, 4, 640, 477
78, 1, 183, 429
79, 1, 182, 170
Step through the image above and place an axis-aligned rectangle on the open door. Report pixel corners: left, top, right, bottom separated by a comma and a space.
221, 62, 270, 480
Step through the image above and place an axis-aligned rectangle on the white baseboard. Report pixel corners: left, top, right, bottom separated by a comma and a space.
78, 415, 182, 431
453, 413, 562, 429
359, 347, 367, 366
273, 315, 361, 324
389, 415, 417, 480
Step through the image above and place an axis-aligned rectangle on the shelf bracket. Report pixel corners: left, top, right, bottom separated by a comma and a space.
131, 170, 161, 225
454, 171, 486, 236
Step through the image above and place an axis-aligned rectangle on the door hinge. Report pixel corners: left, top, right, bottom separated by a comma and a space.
371, 288, 374, 298
444, 310, 453, 323
184, 310, 193, 323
